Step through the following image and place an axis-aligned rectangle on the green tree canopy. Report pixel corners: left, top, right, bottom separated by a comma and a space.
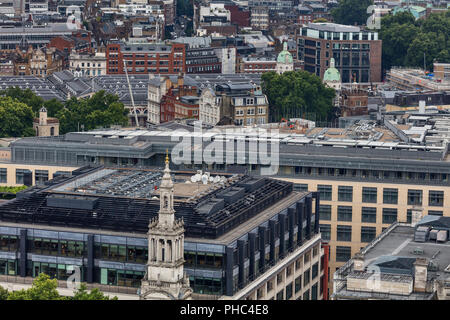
0, 285, 8, 300
0, 87, 64, 116
380, 11, 450, 71
331, 0, 373, 26
0, 96, 35, 138
0, 88, 129, 136
56, 90, 129, 134
72, 283, 118, 300
0, 273, 117, 300
6, 273, 61, 300
261, 71, 335, 123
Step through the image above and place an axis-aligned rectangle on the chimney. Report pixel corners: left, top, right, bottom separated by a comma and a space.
411, 208, 423, 227
413, 258, 428, 293
419, 100, 426, 114
177, 72, 184, 88
353, 253, 365, 271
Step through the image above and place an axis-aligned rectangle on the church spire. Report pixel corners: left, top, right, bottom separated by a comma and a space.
140, 151, 192, 300
158, 149, 175, 226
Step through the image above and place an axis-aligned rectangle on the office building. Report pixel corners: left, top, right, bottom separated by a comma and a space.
5, 112, 450, 296
297, 23, 382, 83
105, 41, 185, 75
0, 165, 327, 300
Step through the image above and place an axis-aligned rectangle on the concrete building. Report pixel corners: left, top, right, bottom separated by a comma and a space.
185, 47, 222, 74
198, 82, 269, 126
248, 0, 293, 12
332, 216, 450, 300
434, 63, 450, 82
69, 51, 107, 77
250, 7, 269, 31
297, 23, 382, 83
239, 56, 276, 74
199, 3, 231, 26
0, 165, 327, 300
199, 88, 221, 126
8, 113, 450, 291
0, 23, 83, 51
386, 67, 450, 92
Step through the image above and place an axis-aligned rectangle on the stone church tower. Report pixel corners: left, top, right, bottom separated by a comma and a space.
140, 152, 192, 300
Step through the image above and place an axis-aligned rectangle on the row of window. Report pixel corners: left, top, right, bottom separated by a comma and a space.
320, 224, 377, 243
0, 168, 50, 185
301, 184, 445, 207
290, 166, 448, 183
3, 258, 224, 294
319, 205, 407, 224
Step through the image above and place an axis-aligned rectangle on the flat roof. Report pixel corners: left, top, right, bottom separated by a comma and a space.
362, 223, 450, 283
0, 166, 296, 241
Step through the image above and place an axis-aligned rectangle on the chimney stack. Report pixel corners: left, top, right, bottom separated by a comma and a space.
411, 208, 423, 227
353, 253, 365, 271
419, 100, 425, 114
413, 258, 428, 293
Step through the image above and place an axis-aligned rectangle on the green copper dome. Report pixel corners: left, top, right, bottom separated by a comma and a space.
323, 58, 341, 82
277, 42, 293, 64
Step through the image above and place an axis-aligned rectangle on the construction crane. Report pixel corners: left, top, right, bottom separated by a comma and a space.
123, 59, 139, 127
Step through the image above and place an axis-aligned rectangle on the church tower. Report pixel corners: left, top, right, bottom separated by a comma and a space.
140, 152, 192, 300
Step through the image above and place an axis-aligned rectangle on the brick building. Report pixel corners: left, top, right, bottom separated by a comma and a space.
340, 89, 369, 117
225, 4, 250, 28
160, 75, 198, 122
106, 42, 185, 75
297, 23, 382, 83
238, 56, 276, 73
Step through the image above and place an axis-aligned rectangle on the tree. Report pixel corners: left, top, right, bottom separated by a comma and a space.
331, 0, 373, 26
55, 90, 129, 134
3, 273, 118, 300
0, 96, 35, 138
0, 286, 8, 300
379, 11, 450, 71
379, 12, 419, 70
7, 273, 62, 300
0, 87, 64, 116
261, 71, 335, 123
72, 283, 118, 300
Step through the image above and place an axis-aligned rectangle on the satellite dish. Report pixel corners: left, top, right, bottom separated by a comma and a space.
190, 175, 197, 183
209, 176, 214, 182
201, 175, 208, 185
213, 176, 220, 183
194, 173, 202, 181
185, 180, 191, 184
